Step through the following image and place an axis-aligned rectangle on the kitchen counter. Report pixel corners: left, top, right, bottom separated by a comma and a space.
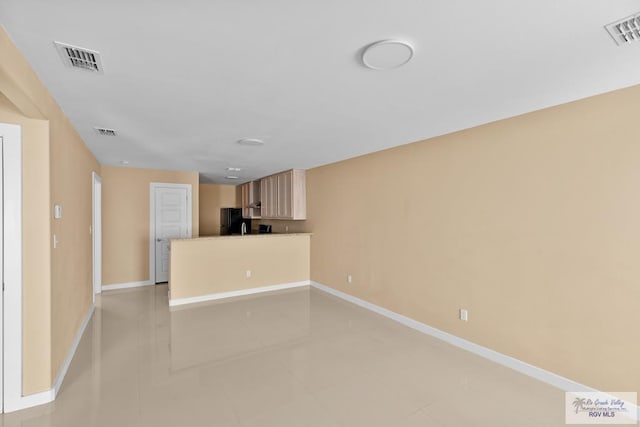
169, 233, 311, 306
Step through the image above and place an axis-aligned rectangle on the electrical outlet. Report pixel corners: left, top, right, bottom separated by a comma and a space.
459, 308, 468, 322
53, 234, 59, 249
246, 270, 251, 278
347, 274, 352, 284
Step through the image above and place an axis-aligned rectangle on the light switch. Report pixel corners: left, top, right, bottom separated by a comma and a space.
54, 204, 63, 219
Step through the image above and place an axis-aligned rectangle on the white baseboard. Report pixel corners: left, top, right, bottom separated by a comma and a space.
4, 303, 95, 413
102, 280, 153, 291
169, 280, 310, 307
310, 281, 638, 419
52, 304, 95, 395
4, 388, 54, 413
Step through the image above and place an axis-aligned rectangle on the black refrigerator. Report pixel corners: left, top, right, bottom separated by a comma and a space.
220, 208, 251, 235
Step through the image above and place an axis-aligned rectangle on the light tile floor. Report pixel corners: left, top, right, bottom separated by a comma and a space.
2, 285, 589, 426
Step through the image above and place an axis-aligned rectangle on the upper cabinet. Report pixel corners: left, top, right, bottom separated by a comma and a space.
260, 169, 306, 220
260, 175, 277, 218
277, 170, 292, 218
241, 180, 262, 219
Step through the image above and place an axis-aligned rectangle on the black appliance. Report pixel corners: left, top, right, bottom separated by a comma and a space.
258, 224, 272, 234
220, 208, 251, 235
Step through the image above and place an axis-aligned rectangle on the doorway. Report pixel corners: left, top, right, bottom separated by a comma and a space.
1, 131, 4, 412
1, 123, 23, 412
149, 183, 192, 284
92, 172, 102, 300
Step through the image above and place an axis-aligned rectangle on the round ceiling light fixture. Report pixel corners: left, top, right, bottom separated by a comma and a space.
236, 138, 265, 146
361, 39, 414, 70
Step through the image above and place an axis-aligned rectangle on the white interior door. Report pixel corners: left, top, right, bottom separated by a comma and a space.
92, 172, 102, 298
1, 135, 4, 412
154, 186, 190, 283
1, 123, 22, 413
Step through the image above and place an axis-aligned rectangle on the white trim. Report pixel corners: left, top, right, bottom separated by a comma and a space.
5, 389, 54, 413
1, 124, 22, 413
310, 281, 639, 420
169, 280, 310, 307
4, 304, 95, 412
149, 183, 192, 284
0, 133, 3, 412
52, 304, 95, 395
91, 172, 102, 300
102, 280, 153, 292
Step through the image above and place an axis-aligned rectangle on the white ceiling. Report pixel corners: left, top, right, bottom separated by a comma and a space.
1, 1, 640, 184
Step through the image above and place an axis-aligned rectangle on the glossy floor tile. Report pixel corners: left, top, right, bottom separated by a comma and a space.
2, 285, 581, 426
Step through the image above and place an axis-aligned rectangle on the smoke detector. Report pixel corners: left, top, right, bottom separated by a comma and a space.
94, 127, 117, 137
54, 41, 104, 73
606, 13, 640, 45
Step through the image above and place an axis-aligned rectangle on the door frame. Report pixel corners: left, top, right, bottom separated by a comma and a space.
149, 183, 192, 285
1, 123, 23, 412
91, 172, 102, 300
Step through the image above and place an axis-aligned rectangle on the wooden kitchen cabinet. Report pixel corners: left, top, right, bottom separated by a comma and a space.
241, 180, 262, 219
261, 169, 306, 220
260, 175, 277, 218
277, 170, 292, 218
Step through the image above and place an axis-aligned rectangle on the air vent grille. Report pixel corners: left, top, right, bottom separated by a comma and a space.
54, 41, 103, 73
606, 13, 640, 45
94, 127, 117, 137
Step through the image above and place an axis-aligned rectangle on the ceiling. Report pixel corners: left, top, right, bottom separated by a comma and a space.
1, 1, 640, 184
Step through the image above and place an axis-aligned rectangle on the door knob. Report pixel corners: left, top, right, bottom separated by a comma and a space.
156, 238, 163, 242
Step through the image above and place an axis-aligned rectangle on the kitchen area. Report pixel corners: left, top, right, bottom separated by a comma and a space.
168, 169, 311, 306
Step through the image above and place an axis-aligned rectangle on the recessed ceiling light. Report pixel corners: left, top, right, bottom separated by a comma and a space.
119, 160, 129, 165
362, 39, 414, 70
226, 167, 242, 172
225, 175, 239, 179
237, 138, 265, 146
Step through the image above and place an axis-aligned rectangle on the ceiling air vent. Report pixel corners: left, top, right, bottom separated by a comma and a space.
606, 13, 640, 45
54, 41, 104, 73
94, 127, 117, 137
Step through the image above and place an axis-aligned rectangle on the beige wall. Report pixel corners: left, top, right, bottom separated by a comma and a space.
0, 27, 100, 393
169, 234, 310, 300
102, 166, 199, 285
305, 84, 640, 394
199, 183, 239, 236
49, 101, 100, 386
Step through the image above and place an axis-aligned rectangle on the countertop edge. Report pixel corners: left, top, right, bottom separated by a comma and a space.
172, 233, 313, 242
